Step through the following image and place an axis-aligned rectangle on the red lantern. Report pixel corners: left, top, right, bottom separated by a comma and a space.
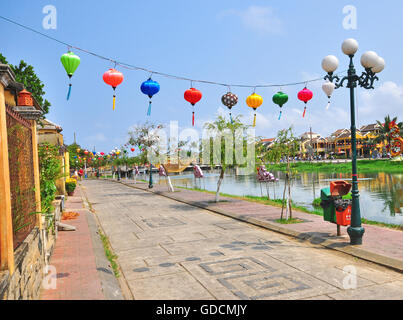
184, 88, 202, 126
84, 150, 89, 155
100, 152, 105, 156
298, 87, 313, 118
103, 68, 124, 110
131, 148, 135, 152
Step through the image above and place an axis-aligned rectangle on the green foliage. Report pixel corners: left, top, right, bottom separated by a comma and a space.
65, 181, 76, 193
99, 231, 120, 278
203, 115, 251, 169
269, 160, 402, 174
0, 53, 51, 115
38, 143, 62, 213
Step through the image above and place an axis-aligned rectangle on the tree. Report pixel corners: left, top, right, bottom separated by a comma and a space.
128, 122, 165, 189
0, 53, 51, 115
375, 115, 403, 152
203, 115, 250, 202
265, 127, 300, 220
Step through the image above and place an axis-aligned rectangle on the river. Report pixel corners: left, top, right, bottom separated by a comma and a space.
151, 170, 403, 226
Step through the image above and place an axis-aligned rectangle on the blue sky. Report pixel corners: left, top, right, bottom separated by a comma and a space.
1, 0, 402, 153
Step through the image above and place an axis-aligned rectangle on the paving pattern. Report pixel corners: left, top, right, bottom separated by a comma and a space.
81, 180, 403, 300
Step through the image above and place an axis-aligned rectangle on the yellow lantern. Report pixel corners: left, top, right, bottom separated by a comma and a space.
76, 148, 80, 153
246, 93, 263, 127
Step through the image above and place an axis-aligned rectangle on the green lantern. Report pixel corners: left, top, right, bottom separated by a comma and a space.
61, 51, 80, 100
272, 91, 288, 120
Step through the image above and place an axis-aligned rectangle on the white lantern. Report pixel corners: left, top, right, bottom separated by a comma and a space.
322, 55, 339, 73
372, 56, 385, 73
322, 81, 336, 110
361, 51, 379, 69
342, 38, 359, 56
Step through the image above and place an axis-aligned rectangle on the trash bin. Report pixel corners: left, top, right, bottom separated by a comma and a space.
334, 198, 352, 226
330, 181, 352, 197
320, 187, 336, 223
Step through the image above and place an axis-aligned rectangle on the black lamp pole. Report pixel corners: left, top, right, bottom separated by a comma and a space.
325, 50, 381, 245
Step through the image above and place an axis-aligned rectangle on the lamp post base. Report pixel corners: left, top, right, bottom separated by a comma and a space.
347, 226, 365, 245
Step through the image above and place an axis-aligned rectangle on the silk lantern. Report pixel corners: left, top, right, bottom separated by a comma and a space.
272, 91, 289, 120
61, 51, 80, 100
221, 92, 238, 123
141, 78, 160, 116
131, 148, 135, 152
103, 68, 124, 110
322, 81, 335, 110
184, 88, 202, 126
246, 93, 263, 127
297, 87, 313, 118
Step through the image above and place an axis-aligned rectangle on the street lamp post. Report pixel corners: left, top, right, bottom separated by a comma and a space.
148, 164, 153, 189
322, 39, 385, 245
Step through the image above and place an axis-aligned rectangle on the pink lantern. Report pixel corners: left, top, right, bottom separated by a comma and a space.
298, 87, 313, 118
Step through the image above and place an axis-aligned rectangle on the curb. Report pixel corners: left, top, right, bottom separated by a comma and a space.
79, 184, 133, 300
108, 179, 403, 274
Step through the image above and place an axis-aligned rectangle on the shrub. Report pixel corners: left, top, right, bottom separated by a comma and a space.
65, 181, 76, 194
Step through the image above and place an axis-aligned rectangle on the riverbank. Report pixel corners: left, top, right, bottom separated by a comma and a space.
268, 159, 402, 173
177, 187, 403, 231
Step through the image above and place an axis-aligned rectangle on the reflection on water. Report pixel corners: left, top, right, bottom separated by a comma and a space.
152, 169, 403, 225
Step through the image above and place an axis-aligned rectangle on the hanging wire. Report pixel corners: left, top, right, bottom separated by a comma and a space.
0, 15, 347, 89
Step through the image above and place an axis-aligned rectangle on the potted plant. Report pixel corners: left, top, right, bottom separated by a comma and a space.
65, 181, 76, 196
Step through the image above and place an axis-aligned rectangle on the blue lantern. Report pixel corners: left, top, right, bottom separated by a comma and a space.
140, 78, 160, 116
93, 151, 96, 155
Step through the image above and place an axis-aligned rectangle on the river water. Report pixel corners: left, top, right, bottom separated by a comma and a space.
152, 170, 403, 226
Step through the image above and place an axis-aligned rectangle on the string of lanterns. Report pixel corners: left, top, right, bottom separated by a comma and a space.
59, 49, 338, 126
0, 15, 348, 124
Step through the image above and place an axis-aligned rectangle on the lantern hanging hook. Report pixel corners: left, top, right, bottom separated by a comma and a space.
190, 80, 194, 88
113, 61, 117, 69
149, 71, 154, 79
227, 85, 231, 93
67, 45, 71, 52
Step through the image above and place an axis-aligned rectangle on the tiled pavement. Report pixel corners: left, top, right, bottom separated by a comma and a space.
40, 187, 105, 300
80, 179, 403, 300
123, 179, 403, 268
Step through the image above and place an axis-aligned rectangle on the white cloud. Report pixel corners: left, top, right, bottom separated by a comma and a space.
359, 81, 403, 119
219, 6, 283, 35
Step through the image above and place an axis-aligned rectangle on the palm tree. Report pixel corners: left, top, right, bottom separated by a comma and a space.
375, 115, 403, 151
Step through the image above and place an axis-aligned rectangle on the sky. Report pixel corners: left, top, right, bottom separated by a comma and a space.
1, 0, 402, 153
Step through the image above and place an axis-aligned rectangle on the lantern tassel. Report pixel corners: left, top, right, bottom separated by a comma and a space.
303, 106, 306, 118
192, 111, 195, 126
326, 100, 331, 110
253, 113, 256, 127
113, 95, 116, 111
230, 112, 233, 124
67, 83, 72, 101
278, 110, 282, 120
147, 100, 152, 116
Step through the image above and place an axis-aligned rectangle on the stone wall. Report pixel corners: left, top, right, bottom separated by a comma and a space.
0, 199, 62, 300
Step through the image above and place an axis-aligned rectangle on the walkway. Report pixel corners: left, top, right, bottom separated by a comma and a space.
81, 179, 403, 300
122, 178, 403, 270
41, 185, 122, 300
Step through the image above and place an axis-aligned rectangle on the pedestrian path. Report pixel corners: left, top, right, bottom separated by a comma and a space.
81, 179, 403, 300
40, 186, 109, 300
120, 179, 403, 271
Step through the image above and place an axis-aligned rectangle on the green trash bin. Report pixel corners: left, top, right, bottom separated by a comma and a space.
320, 187, 336, 223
